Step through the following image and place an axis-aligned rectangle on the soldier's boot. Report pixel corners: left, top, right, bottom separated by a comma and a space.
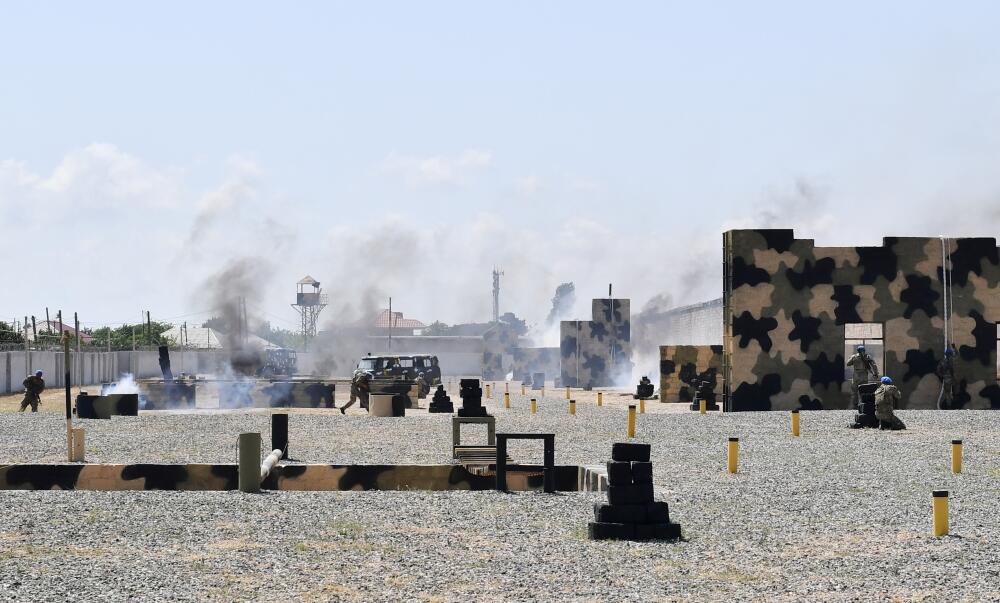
19, 400, 27, 412
30, 402, 39, 413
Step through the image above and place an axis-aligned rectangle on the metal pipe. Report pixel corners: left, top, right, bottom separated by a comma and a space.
260, 448, 283, 482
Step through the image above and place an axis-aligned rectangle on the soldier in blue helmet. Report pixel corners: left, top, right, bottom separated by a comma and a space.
874, 376, 906, 430
936, 345, 957, 410
846, 345, 879, 408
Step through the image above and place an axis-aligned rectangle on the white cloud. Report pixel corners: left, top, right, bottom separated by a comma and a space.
514, 175, 542, 196
382, 148, 492, 187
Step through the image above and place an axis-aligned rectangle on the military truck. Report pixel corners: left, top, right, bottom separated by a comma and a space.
357, 354, 441, 384
258, 348, 298, 378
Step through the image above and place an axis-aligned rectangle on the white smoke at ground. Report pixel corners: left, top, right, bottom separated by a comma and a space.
105, 373, 140, 395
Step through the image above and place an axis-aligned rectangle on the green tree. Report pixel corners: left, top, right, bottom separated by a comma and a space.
91, 322, 174, 350
0, 321, 24, 344
421, 321, 452, 336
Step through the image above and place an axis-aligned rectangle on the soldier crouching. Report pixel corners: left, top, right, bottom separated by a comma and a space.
874, 376, 906, 431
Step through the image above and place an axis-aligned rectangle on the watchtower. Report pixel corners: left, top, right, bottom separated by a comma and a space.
291, 276, 327, 350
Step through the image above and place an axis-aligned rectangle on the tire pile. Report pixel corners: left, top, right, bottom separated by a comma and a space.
457, 378, 490, 417
428, 385, 454, 413
589, 443, 682, 541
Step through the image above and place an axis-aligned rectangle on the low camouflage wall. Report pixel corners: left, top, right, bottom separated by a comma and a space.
0, 463, 583, 492
724, 229, 1000, 411
482, 324, 519, 380
511, 347, 560, 382
560, 299, 632, 387
659, 345, 723, 403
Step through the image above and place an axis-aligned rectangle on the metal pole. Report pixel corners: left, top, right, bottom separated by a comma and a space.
63, 334, 73, 462
387, 297, 392, 352
75, 312, 81, 387
272, 413, 289, 459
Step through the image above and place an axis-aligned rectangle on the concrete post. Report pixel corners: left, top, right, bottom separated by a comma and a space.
238, 432, 262, 493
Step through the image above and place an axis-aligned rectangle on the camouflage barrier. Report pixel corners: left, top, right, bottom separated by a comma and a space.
561, 299, 632, 387
659, 345, 723, 404
511, 347, 560, 382
0, 463, 583, 492
75, 393, 140, 419
140, 380, 196, 410
482, 323, 519, 380
723, 229, 1000, 410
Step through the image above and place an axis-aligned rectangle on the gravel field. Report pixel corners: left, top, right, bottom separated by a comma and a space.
2, 393, 1000, 601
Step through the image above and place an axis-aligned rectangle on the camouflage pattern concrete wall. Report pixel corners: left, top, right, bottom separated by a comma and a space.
482, 324, 519, 380
511, 347, 560, 382
659, 345, 723, 403
0, 463, 581, 492
723, 229, 1000, 411
561, 299, 632, 387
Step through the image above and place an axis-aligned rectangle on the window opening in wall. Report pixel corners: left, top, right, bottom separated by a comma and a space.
845, 323, 884, 381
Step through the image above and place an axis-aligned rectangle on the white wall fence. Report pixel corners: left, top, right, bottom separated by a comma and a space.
0, 350, 234, 395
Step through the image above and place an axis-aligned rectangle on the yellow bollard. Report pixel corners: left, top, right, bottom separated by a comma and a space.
485, 384, 491, 398
952, 439, 963, 474
566, 386, 571, 400
541, 386, 545, 397
597, 392, 603, 406
521, 383, 526, 396
569, 399, 576, 415
627, 405, 636, 438
505, 381, 509, 394
791, 410, 800, 437
504, 392, 510, 409
639, 399, 646, 414
530, 398, 537, 414
932, 490, 949, 536
727, 438, 739, 473
699, 398, 706, 414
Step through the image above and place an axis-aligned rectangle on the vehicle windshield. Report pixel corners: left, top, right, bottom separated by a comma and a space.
358, 359, 376, 370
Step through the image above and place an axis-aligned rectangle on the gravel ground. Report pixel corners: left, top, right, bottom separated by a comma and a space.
2, 395, 1000, 601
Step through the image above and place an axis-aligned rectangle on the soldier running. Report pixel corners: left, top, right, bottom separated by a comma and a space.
874, 376, 906, 430
936, 346, 957, 410
846, 345, 879, 408
415, 372, 430, 399
341, 370, 372, 414
20, 370, 45, 412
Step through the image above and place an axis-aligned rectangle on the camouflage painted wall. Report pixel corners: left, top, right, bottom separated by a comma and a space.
724, 229, 1000, 411
511, 347, 560, 382
482, 324, 519, 380
560, 299, 632, 387
659, 345, 723, 403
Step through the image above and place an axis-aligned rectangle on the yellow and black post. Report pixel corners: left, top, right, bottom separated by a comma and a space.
569, 399, 576, 415
504, 392, 510, 409
566, 386, 571, 400
530, 398, 537, 414
951, 439, 963, 474
932, 490, 949, 536
485, 383, 492, 398
597, 392, 603, 406
627, 405, 636, 438
521, 383, 526, 396
791, 410, 800, 437
639, 398, 646, 414
727, 437, 739, 474
699, 398, 707, 414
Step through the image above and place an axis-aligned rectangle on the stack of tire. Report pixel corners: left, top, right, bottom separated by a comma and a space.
849, 382, 880, 428
428, 385, 454, 413
589, 443, 682, 541
457, 378, 490, 417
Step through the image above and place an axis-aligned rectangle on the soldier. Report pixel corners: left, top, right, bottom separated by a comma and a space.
341, 370, 372, 414
415, 372, 430, 399
20, 370, 45, 412
874, 376, 906, 430
936, 346, 957, 410
846, 345, 879, 408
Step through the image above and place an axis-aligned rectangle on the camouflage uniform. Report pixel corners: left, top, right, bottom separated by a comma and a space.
341, 371, 371, 413
874, 383, 906, 430
846, 352, 879, 408
415, 374, 429, 399
936, 354, 956, 410
20, 375, 45, 412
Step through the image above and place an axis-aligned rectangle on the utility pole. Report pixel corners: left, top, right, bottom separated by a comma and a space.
75, 312, 81, 387
492, 267, 503, 323
387, 297, 392, 352
146, 311, 152, 346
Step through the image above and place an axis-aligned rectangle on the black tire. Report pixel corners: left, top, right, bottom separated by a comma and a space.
606, 461, 633, 486
588, 522, 635, 541
631, 461, 653, 484
611, 442, 651, 462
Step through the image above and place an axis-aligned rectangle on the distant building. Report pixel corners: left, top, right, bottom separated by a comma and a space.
28, 321, 93, 344
372, 310, 427, 336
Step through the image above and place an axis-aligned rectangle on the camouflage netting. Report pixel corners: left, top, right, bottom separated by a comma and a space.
723, 229, 1000, 411
511, 347, 560, 383
659, 345, 722, 404
561, 299, 632, 388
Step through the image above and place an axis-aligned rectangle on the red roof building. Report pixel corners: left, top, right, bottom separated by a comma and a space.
372, 310, 427, 335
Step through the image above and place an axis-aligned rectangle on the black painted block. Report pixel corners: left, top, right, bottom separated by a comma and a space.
607, 484, 632, 506
611, 442, 651, 462
646, 502, 670, 524
588, 522, 635, 541
631, 461, 653, 484
594, 503, 647, 524
634, 523, 655, 541
632, 483, 654, 504
606, 461, 633, 486
652, 522, 682, 541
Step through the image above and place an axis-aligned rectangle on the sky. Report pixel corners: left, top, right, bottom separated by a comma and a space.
2, 1, 999, 338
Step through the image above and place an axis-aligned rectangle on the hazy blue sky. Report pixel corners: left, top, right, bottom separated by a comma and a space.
2, 2, 999, 333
